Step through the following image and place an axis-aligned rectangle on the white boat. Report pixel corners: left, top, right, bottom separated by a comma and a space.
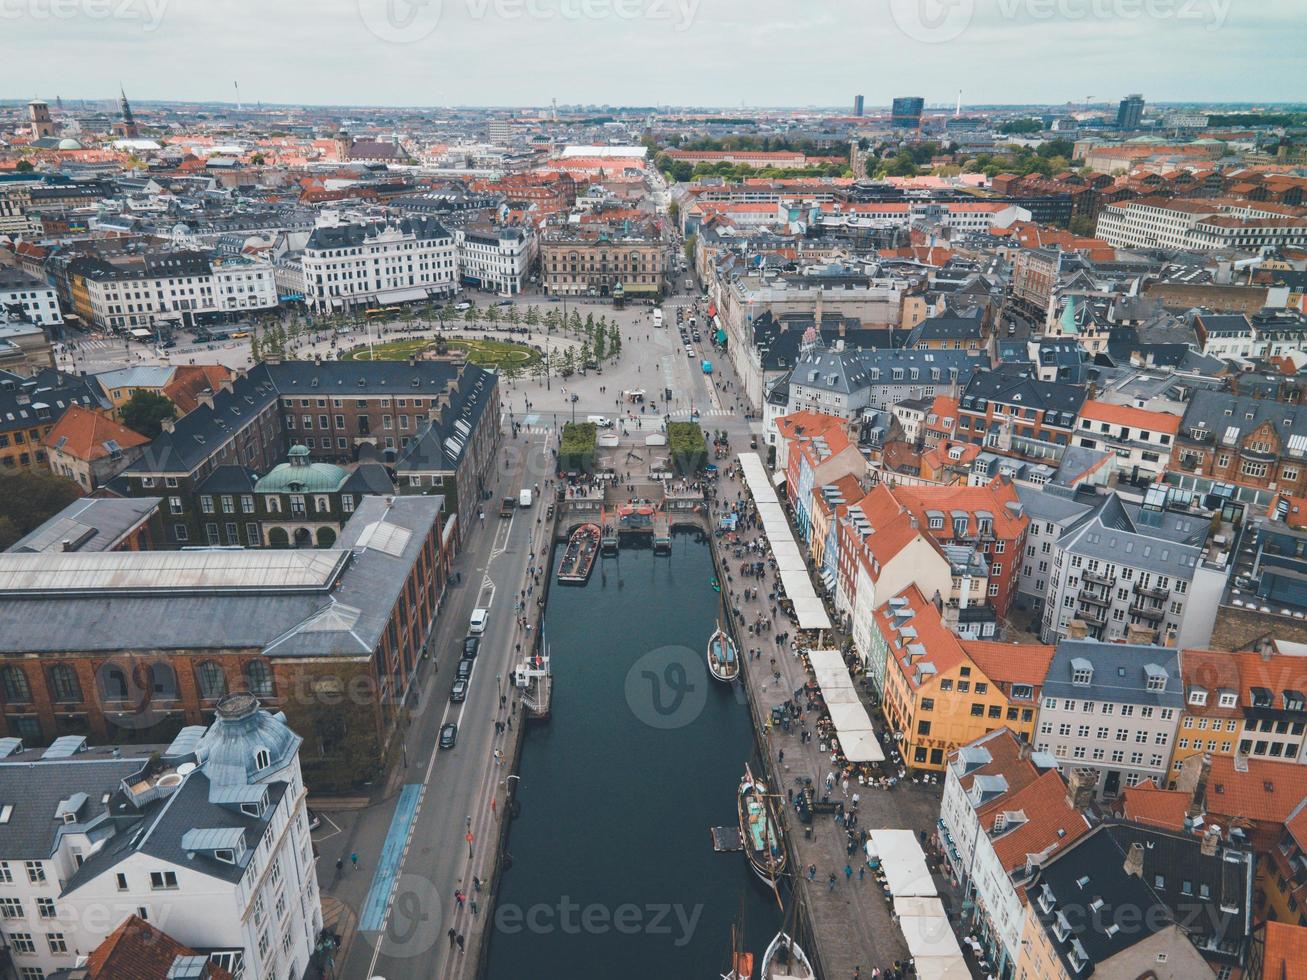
707, 624, 740, 683
760, 932, 814, 980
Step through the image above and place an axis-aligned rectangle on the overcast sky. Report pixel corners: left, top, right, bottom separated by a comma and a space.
7, 0, 1303, 108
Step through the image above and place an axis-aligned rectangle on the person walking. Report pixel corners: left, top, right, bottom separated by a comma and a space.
447, 927, 457, 949
456, 934, 465, 954
828, 872, 838, 892
350, 852, 359, 871
335, 857, 343, 874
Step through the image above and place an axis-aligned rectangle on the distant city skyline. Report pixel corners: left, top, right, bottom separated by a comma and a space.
3, 0, 1302, 108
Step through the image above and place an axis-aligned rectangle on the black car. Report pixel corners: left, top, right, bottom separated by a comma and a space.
462, 635, 480, 659
439, 723, 458, 749
450, 678, 468, 703
456, 658, 474, 681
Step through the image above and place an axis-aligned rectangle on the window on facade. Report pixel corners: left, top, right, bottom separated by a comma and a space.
1, 666, 31, 704
149, 871, 178, 890
195, 662, 227, 700
47, 664, 81, 703
244, 660, 274, 698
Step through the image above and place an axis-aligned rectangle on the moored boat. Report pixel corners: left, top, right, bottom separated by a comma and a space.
759, 932, 813, 980
738, 764, 786, 885
707, 624, 739, 683
557, 523, 600, 584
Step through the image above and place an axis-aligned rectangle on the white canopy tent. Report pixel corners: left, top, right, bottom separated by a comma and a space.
822, 686, 863, 705
869, 829, 936, 897
841, 730, 886, 763
894, 900, 971, 979
827, 702, 873, 732
736, 452, 832, 630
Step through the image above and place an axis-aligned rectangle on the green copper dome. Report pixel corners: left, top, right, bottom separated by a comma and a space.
255, 445, 349, 494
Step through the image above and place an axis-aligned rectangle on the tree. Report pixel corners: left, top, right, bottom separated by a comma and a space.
593, 326, 606, 361
120, 390, 176, 439
609, 324, 622, 357
668, 201, 680, 223
580, 339, 592, 365
562, 346, 577, 376
464, 304, 480, 325
250, 152, 266, 165
569, 310, 582, 333
525, 306, 540, 326
683, 235, 697, 263
0, 471, 83, 550
484, 304, 499, 324
249, 332, 262, 363
14, 160, 34, 173
505, 305, 520, 325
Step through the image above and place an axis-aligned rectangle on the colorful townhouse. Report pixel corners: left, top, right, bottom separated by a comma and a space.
784, 422, 864, 545
875, 584, 1053, 770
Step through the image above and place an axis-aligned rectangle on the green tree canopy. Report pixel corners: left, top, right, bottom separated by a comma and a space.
120, 390, 176, 439
0, 471, 83, 550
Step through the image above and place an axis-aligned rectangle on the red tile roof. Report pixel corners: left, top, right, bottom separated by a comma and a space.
1118, 781, 1192, 832
1258, 920, 1307, 979
162, 364, 234, 415
41, 405, 148, 461
961, 640, 1055, 688
1079, 399, 1182, 434
1204, 755, 1307, 828
85, 914, 232, 979
989, 768, 1092, 871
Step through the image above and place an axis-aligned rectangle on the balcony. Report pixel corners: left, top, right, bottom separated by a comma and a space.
1134, 582, 1169, 601
1077, 607, 1107, 627
1078, 587, 1110, 608
1130, 602, 1165, 621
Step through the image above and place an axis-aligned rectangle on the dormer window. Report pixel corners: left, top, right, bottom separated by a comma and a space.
254, 748, 271, 772
1071, 658, 1093, 686
1188, 689, 1207, 707
1218, 691, 1237, 708
214, 848, 236, 864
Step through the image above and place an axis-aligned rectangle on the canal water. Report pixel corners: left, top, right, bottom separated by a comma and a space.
485, 529, 783, 979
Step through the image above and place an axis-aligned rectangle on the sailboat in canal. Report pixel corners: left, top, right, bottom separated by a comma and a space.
707, 623, 740, 683
557, 522, 600, 584
737, 763, 786, 885
759, 931, 814, 980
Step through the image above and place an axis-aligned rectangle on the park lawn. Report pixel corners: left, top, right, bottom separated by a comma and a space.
341, 337, 541, 369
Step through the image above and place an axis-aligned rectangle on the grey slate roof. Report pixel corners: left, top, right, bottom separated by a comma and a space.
1056, 493, 1210, 579
0, 496, 441, 658
1180, 388, 1307, 451
960, 367, 1087, 424
8, 496, 160, 554
1044, 640, 1182, 707
306, 216, 451, 251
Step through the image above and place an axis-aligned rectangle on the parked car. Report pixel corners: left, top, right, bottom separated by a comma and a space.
439, 723, 458, 749
456, 658, 474, 681
469, 607, 489, 634
463, 635, 480, 659
450, 678, 468, 703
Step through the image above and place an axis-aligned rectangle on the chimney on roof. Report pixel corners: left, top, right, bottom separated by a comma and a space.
1200, 824, 1220, 857
1066, 768, 1097, 811
1177, 752, 1212, 813
1126, 622, 1157, 645
1123, 841, 1145, 879
1067, 619, 1090, 641
217, 378, 234, 396
160, 417, 175, 434
196, 390, 214, 411
1019, 740, 1033, 761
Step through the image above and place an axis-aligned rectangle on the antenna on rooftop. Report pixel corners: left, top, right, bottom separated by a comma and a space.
956, 89, 962, 117
234, 81, 242, 111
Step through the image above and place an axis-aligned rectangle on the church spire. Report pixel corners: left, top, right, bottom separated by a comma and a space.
119, 84, 134, 125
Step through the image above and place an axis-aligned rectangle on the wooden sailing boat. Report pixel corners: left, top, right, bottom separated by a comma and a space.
720, 901, 754, 980
759, 931, 814, 980
707, 622, 740, 682
557, 523, 600, 584
737, 763, 786, 885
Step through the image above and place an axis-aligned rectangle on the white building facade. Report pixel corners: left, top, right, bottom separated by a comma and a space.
0, 694, 322, 980
302, 215, 458, 310
457, 226, 537, 296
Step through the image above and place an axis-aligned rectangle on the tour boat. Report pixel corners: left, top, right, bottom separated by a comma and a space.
738, 764, 786, 885
759, 932, 814, 980
557, 523, 600, 584
707, 624, 740, 683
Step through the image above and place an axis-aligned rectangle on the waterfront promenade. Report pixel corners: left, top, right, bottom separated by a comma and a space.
710, 458, 956, 979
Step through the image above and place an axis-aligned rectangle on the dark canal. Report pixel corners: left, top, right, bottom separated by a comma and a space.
484, 529, 782, 978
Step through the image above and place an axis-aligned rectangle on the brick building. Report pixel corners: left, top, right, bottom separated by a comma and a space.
0, 496, 450, 790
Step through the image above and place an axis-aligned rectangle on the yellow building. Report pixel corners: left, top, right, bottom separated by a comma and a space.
1171, 648, 1242, 786
875, 584, 1053, 771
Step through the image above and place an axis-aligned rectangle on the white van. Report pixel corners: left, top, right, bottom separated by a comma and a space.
519, 488, 533, 508
469, 607, 489, 634
587, 415, 614, 429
